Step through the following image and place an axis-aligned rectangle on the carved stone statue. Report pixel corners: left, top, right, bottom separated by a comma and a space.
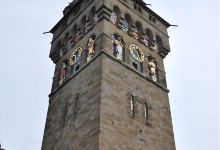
113, 36, 123, 61
133, 27, 139, 40
148, 58, 157, 82
59, 63, 67, 85
110, 11, 117, 25
93, 14, 99, 25
87, 37, 95, 62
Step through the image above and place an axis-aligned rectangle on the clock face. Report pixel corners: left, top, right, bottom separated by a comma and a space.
69, 47, 82, 65
129, 44, 144, 62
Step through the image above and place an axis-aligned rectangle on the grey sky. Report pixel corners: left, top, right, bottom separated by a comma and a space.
0, 0, 219, 150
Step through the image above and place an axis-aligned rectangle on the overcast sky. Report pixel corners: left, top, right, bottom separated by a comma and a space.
0, 0, 219, 150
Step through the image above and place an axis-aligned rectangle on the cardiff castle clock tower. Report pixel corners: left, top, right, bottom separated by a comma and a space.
41, 0, 176, 149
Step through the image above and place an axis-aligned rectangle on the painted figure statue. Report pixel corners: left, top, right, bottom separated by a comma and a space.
113, 36, 123, 61
133, 27, 139, 40
110, 11, 117, 25
148, 58, 157, 82
84, 18, 91, 34
87, 37, 95, 62
151, 41, 159, 53
143, 35, 150, 47
59, 63, 67, 85
94, 14, 99, 25
122, 19, 128, 32
67, 38, 73, 50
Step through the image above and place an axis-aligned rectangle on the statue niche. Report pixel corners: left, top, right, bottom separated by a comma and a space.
59, 61, 68, 86
147, 56, 158, 82
87, 35, 96, 62
112, 34, 124, 61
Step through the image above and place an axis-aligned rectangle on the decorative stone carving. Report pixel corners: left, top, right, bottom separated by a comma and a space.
75, 31, 81, 43
67, 38, 73, 50
59, 63, 67, 85
151, 41, 159, 53
143, 35, 150, 47
87, 35, 96, 62
148, 57, 157, 82
84, 18, 91, 34
93, 14, 99, 25
132, 27, 139, 40
113, 35, 123, 61
59, 48, 65, 57
110, 11, 117, 25
122, 19, 128, 32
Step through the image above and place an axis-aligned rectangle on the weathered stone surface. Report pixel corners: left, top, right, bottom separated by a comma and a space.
42, 0, 175, 149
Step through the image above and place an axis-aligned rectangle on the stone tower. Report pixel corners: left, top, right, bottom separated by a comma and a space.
41, 0, 176, 149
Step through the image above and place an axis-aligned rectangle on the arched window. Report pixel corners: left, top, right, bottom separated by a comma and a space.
87, 34, 96, 62
89, 7, 98, 26
110, 6, 121, 25
66, 33, 73, 51
81, 16, 91, 35
59, 60, 68, 86
133, 22, 142, 41
72, 25, 78, 44
130, 44, 144, 73
58, 40, 65, 58
146, 55, 158, 82
156, 35, 163, 53
72, 24, 81, 43
69, 47, 82, 75
112, 34, 124, 61
144, 29, 153, 47
122, 14, 131, 32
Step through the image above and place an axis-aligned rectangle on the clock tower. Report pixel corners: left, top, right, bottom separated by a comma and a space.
42, 0, 176, 149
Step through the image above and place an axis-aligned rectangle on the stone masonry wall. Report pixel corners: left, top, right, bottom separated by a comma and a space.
41, 56, 102, 150
99, 53, 176, 150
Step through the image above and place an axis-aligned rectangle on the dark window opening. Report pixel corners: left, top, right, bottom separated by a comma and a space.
132, 62, 138, 70
138, 7, 142, 13
131, 95, 135, 118
134, 3, 137, 10
145, 102, 149, 126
